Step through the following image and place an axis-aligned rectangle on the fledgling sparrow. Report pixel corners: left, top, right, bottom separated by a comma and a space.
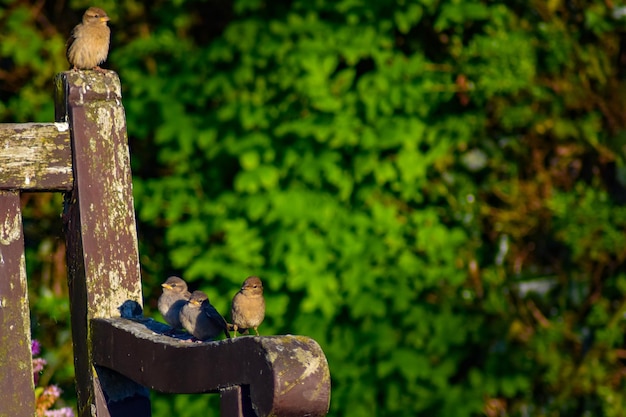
158, 276, 191, 332
180, 290, 230, 341
231, 276, 265, 337
66, 7, 110, 71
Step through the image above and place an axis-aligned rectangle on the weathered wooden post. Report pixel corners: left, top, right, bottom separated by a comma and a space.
1, 115, 73, 417
0, 191, 35, 417
55, 70, 148, 417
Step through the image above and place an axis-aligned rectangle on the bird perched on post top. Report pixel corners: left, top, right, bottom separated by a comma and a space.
180, 290, 231, 341
231, 276, 265, 337
66, 6, 110, 71
158, 276, 191, 332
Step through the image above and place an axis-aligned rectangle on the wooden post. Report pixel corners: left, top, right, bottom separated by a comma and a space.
0, 191, 35, 417
220, 386, 245, 417
55, 71, 148, 417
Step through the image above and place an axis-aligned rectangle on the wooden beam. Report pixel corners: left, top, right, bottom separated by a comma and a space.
0, 191, 35, 417
220, 386, 246, 417
0, 123, 72, 191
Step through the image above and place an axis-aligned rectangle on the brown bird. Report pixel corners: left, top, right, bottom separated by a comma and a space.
180, 290, 230, 341
231, 276, 265, 337
158, 276, 191, 332
66, 7, 110, 71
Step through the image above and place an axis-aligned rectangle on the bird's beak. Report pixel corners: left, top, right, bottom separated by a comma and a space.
161, 283, 172, 289
190, 299, 201, 306
100, 16, 110, 22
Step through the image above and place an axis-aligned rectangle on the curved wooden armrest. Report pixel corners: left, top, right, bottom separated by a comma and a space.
91, 318, 331, 417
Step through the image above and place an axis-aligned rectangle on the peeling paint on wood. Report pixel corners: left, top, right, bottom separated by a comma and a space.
56, 70, 144, 417
0, 123, 72, 191
0, 209, 22, 245
0, 191, 35, 417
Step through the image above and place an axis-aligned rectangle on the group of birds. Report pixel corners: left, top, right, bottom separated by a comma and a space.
158, 276, 266, 342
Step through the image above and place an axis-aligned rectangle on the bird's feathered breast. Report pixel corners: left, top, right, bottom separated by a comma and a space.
66, 18, 110, 69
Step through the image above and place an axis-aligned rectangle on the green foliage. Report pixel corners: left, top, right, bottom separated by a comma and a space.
0, 4, 66, 121
3, 0, 626, 416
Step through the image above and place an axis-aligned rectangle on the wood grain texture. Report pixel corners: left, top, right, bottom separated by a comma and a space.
0, 123, 72, 190
0, 191, 35, 417
56, 70, 145, 417
92, 318, 332, 417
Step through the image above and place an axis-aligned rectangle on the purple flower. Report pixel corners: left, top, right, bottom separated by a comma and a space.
31, 339, 41, 356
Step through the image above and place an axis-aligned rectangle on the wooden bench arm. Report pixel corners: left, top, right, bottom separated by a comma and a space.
91, 317, 331, 417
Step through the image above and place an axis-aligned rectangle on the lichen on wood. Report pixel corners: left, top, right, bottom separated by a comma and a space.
0, 191, 35, 417
56, 70, 144, 416
0, 123, 72, 191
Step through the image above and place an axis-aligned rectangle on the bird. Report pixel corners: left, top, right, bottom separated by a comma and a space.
180, 290, 230, 341
66, 7, 110, 71
118, 300, 143, 319
231, 276, 265, 337
158, 276, 191, 333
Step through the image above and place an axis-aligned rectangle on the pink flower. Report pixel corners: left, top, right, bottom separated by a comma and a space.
43, 385, 62, 399
33, 358, 47, 374
31, 339, 76, 417
44, 408, 75, 417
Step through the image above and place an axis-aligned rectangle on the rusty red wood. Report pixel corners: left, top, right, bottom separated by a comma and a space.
55, 70, 145, 417
0, 191, 35, 417
91, 318, 331, 417
220, 386, 245, 417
